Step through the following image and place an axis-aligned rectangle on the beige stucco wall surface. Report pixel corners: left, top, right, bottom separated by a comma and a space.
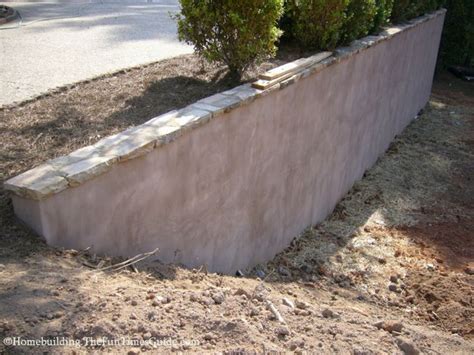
11, 12, 445, 273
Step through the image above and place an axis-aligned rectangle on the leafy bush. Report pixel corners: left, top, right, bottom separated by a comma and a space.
371, 0, 393, 32
391, 0, 440, 22
340, 0, 378, 44
390, 0, 415, 22
175, 0, 284, 79
440, 0, 474, 66
285, 0, 350, 50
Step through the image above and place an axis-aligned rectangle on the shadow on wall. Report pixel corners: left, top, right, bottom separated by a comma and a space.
258, 71, 474, 285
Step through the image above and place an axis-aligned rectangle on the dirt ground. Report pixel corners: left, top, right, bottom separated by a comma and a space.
0, 58, 473, 353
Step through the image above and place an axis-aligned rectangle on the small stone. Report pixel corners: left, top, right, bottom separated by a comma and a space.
54, 311, 63, 319
275, 326, 290, 337
189, 293, 200, 302
395, 337, 420, 355
46, 313, 54, 320
212, 292, 225, 305
375, 320, 404, 333
235, 270, 245, 277
390, 275, 398, 283
130, 313, 137, 320
388, 284, 399, 292
131, 300, 138, 306
426, 263, 435, 271
249, 307, 259, 317
234, 288, 249, 297
255, 269, 266, 279
288, 338, 305, 350
203, 333, 213, 341
151, 295, 166, 304
282, 297, 295, 309
127, 349, 140, 355
52, 290, 60, 297
142, 332, 152, 340
464, 267, 474, 275
295, 300, 309, 310
147, 312, 156, 321
322, 308, 336, 318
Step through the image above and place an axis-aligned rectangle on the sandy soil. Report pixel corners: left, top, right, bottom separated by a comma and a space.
0, 66, 473, 353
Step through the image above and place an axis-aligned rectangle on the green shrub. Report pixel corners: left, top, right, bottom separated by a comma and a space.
371, 0, 393, 32
440, 0, 474, 66
390, 0, 414, 22
392, 0, 442, 22
285, 0, 350, 50
175, 0, 284, 79
340, 0, 378, 44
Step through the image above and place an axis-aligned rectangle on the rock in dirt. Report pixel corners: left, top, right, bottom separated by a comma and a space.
282, 297, 295, 309
322, 308, 337, 318
234, 288, 250, 298
288, 338, 304, 350
464, 267, 474, 275
388, 284, 399, 292
266, 300, 286, 323
275, 326, 290, 336
249, 306, 259, 317
395, 337, 420, 355
374, 320, 403, 333
212, 292, 225, 304
295, 300, 309, 309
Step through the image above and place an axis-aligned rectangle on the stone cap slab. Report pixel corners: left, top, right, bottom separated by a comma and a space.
4, 9, 446, 201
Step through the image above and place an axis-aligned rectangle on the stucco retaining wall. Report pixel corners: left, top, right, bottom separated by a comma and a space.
5, 11, 445, 273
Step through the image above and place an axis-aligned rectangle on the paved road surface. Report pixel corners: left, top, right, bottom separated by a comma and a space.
0, 0, 192, 107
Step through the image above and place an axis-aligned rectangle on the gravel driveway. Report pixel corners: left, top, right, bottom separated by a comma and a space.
0, 0, 192, 107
